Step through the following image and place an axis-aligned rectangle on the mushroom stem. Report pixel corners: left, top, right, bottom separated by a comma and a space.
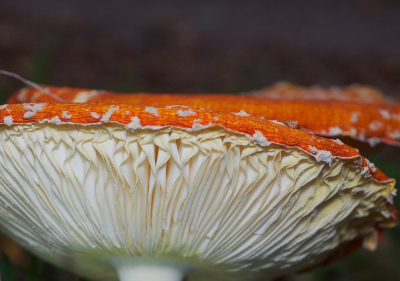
107, 257, 194, 281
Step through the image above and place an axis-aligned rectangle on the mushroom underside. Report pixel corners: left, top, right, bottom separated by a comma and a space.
0, 124, 395, 281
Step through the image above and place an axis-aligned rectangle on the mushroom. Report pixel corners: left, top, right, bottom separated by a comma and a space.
245, 82, 388, 103
0, 102, 396, 281
9, 85, 400, 146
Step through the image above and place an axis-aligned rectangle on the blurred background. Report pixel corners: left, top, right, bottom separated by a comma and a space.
0, 0, 400, 280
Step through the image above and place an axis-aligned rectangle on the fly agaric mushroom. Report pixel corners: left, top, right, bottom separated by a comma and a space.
245, 82, 389, 103
0, 102, 397, 281
9, 86, 400, 146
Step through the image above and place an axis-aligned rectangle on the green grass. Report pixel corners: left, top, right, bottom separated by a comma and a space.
0, 252, 15, 281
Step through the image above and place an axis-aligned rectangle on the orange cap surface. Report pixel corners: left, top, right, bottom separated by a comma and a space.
247, 82, 388, 103
8, 86, 400, 146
